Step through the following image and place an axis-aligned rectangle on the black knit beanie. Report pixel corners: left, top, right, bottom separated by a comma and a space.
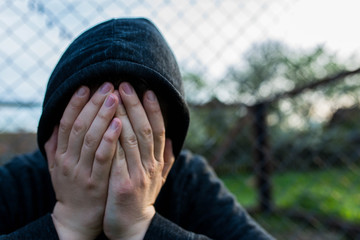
37, 18, 189, 159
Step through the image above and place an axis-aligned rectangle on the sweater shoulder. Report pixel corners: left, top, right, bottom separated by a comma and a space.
0, 149, 47, 182
0, 150, 54, 234
171, 150, 213, 177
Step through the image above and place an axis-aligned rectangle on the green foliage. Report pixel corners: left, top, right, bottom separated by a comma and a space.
184, 105, 249, 169
184, 39, 360, 174
184, 40, 360, 235
223, 40, 360, 132
223, 41, 350, 104
270, 115, 360, 171
182, 71, 211, 103
275, 168, 360, 223
220, 173, 255, 207
221, 168, 360, 223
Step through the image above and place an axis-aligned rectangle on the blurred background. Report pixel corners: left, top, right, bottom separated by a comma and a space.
1, 0, 360, 239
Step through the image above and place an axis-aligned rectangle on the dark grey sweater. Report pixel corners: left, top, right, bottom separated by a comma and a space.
0, 150, 274, 239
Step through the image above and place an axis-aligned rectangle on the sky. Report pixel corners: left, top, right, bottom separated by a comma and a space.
1, 0, 360, 132
272, 0, 360, 57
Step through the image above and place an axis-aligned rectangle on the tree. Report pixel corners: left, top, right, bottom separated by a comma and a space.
184, 40, 360, 172
223, 40, 360, 171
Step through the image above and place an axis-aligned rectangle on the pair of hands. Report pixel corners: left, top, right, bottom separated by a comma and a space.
44, 82, 175, 240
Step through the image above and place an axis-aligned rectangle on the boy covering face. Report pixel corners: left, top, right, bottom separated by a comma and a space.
0, 18, 274, 240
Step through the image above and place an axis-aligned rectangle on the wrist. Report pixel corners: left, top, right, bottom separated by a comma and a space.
52, 214, 91, 240
107, 209, 155, 240
52, 203, 100, 240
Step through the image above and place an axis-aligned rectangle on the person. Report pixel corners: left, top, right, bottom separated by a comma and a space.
0, 18, 274, 239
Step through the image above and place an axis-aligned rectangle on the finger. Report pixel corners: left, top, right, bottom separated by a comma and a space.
45, 126, 59, 169
109, 141, 130, 187
119, 82, 154, 167
67, 82, 114, 159
91, 118, 122, 182
79, 93, 119, 173
162, 139, 175, 181
115, 90, 143, 178
143, 90, 165, 161
57, 86, 90, 154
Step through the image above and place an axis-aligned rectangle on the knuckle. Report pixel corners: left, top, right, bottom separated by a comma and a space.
72, 119, 86, 136
103, 131, 116, 144
137, 173, 147, 188
95, 151, 109, 165
124, 134, 138, 148
158, 160, 165, 170
146, 101, 163, 117
114, 179, 134, 196
84, 133, 98, 149
168, 157, 175, 166
150, 103, 162, 113
61, 159, 72, 176
128, 97, 140, 108
97, 110, 110, 122
121, 180, 134, 193
154, 127, 165, 140
90, 95, 103, 107
70, 96, 85, 108
85, 178, 97, 190
59, 118, 72, 133
139, 126, 153, 141
146, 163, 157, 178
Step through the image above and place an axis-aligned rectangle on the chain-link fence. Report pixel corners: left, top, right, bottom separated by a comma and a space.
1, 0, 360, 239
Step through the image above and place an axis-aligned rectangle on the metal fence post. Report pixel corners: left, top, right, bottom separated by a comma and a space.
251, 103, 273, 213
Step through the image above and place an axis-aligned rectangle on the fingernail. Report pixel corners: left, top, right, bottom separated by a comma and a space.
105, 94, 116, 107
77, 86, 87, 96
122, 82, 133, 95
110, 118, 120, 130
146, 91, 156, 101
100, 82, 112, 94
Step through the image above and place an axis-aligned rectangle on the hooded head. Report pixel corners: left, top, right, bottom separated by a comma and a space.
37, 18, 190, 159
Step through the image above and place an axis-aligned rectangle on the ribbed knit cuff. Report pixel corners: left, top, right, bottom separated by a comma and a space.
2, 214, 59, 240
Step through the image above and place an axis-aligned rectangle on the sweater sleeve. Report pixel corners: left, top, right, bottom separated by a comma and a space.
145, 151, 275, 240
144, 213, 210, 240
0, 214, 59, 240
0, 150, 58, 239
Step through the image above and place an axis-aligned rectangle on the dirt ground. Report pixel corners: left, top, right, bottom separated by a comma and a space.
0, 132, 37, 165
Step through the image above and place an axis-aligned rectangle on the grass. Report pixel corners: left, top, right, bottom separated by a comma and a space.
250, 212, 347, 240
220, 167, 360, 224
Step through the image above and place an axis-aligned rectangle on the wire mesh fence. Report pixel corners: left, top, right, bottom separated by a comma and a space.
1, 0, 360, 239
